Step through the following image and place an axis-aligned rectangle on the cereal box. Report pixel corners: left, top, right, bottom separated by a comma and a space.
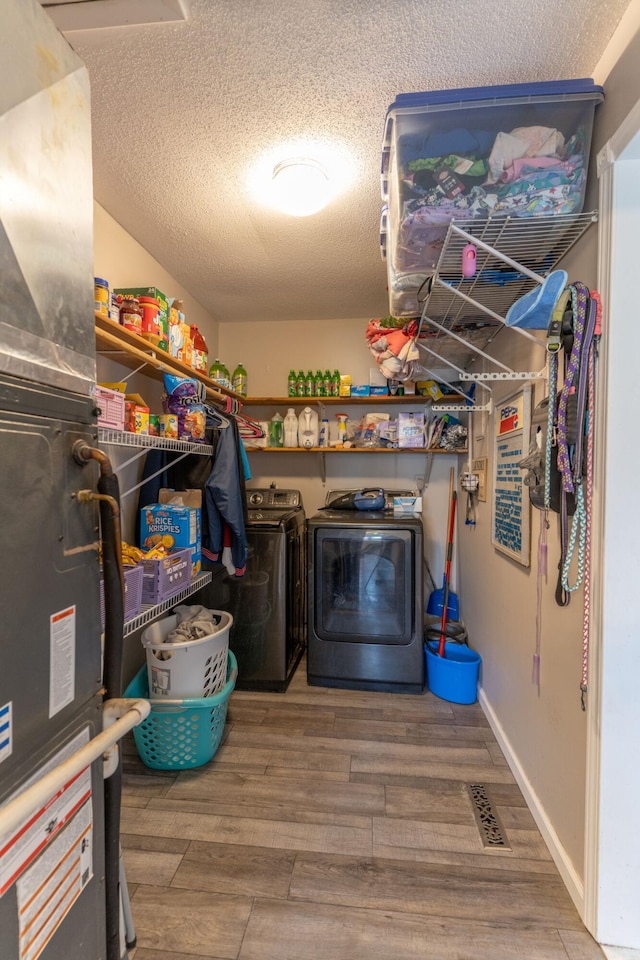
140, 489, 202, 576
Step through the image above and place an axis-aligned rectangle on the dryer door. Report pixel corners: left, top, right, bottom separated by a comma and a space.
313, 527, 414, 644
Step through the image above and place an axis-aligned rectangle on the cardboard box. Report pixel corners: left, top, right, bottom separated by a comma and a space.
140, 488, 202, 576
351, 385, 370, 396
339, 375, 351, 397
369, 366, 387, 387
370, 385, 389, 396
416, 379, 445, 401
398, 411, 425, 448
124, 392, 150, 434
393, 496, 423, 515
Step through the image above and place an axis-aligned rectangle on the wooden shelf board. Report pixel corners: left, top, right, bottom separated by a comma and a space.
245, 395, 465, 406
245, 446, 466, 454
94, 313, 244, 403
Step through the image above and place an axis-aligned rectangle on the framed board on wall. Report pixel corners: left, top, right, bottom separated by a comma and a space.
491, 386, 531, 566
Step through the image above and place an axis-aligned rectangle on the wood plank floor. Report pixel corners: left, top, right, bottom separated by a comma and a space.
121, 657, 603, 960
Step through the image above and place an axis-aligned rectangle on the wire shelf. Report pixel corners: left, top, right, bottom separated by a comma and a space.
123, 572, 212, 637
417, 211, 597, 370
98, 428, 213, 457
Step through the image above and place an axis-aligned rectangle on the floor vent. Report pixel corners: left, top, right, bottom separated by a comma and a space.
468, 783, 511, 849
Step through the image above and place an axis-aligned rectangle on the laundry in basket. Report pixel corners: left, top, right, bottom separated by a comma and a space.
141, 605, 232, 699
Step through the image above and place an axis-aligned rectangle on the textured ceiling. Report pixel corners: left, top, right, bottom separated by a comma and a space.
56, 0, 629, 324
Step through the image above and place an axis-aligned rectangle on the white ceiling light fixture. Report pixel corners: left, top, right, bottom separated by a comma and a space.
271, 158, 330, 217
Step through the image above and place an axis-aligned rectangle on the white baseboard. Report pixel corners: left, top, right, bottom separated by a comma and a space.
601, 948, 640, 959
478, 688, 584, 916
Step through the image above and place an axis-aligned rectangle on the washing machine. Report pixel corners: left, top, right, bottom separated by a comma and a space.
213, 488, 306, 691
307, 489, 424, 693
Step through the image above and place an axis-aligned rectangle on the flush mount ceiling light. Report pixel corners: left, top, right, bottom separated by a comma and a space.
271, 158, 330, 217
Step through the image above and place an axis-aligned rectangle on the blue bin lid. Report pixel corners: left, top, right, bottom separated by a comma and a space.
387, 78, 604, 116
381, 78, 604, 162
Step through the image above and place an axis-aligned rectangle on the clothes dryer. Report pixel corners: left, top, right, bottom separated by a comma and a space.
307, 490, 424, 693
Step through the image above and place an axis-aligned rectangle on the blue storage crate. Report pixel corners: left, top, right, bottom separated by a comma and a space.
123, 650, 237, 770
382, 79, 604, 291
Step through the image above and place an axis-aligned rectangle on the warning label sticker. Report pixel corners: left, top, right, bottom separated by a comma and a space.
16, 801, 93, 960
0, 701, 12, 764
49, 606, 76, 718
0, 729, 91, 899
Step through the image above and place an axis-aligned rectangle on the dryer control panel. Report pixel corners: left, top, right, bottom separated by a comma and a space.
247, 488, 302, 509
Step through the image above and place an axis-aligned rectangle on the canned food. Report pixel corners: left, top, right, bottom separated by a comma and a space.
94, 277, 109, 317
148, 414, 160, 437
159, 414, 178, 439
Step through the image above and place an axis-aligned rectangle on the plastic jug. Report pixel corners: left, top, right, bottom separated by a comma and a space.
269, 412, 284, 447
284, 408, 298, 447
298, 406, 319, 448
319, 418, 329, 448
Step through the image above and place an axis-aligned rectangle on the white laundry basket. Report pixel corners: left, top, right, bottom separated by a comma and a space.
141, 610, 233, 699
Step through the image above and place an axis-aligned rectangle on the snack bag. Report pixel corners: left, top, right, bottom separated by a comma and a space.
162, 374, 207, 442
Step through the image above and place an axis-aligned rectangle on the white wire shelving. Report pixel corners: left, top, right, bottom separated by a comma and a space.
97, 428, 213, 456
415, 211, 598, 383
123, 572, 212, 637
97, 427, 213, 499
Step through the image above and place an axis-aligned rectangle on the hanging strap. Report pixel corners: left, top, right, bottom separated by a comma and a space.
560, 293, 597, 598
579, 292, 602, 708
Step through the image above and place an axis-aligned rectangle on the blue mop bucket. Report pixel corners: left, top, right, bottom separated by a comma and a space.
425, 640, 481, 704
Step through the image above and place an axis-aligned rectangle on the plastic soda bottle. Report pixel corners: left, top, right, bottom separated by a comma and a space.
209, 358, 225, 384
332, 369, 340, 397
297, 370, 306, 397
288, 369, 297, 397
324, 369, 332, 397
315, 370, 326, 397
232, 362, 247, 396
306, 370, 315, 397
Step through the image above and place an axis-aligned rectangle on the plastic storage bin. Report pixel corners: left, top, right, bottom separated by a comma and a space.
140, 548, 192, 605
99, 563, 143, 629
123, 650, 237, 770
141, 610, 232, 698
95, 385, 125, 431
382, 79, 603, 314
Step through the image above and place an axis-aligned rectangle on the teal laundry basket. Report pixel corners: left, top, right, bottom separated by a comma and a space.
425, 641, 481, 704
124, 650, 237, 770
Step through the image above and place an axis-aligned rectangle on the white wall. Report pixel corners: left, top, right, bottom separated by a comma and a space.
93, 201, 219, 351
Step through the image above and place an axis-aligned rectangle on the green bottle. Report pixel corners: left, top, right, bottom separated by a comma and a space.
209, 358, 226, 387
306, 370, 315, 397
324, 369, 332, 397
288, 369, 297, 397
297, 369, 306, 397
332, 369, 340, 397
315, 369, 326, 397
232, 362, 247, 396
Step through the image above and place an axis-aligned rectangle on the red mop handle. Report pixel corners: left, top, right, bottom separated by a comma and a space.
438, 491, 457, 657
